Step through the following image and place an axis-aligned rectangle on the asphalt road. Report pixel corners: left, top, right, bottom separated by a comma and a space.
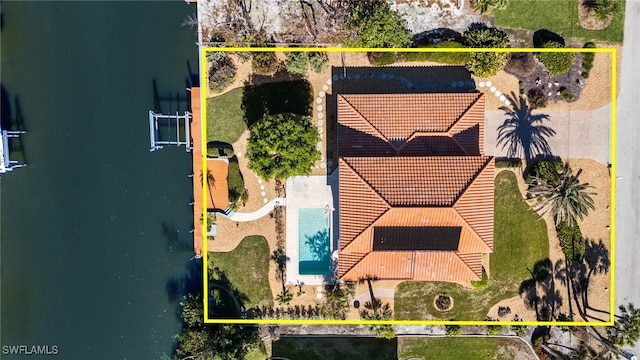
615, 0, 640, 357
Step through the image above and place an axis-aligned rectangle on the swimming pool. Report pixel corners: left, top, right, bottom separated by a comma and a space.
298, 207, 331, 275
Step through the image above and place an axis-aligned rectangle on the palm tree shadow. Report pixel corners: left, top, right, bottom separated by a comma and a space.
497, 93, 556, 170
519, 258, 563, 321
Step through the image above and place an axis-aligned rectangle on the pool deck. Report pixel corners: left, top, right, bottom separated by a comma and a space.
285, 175, 337, 286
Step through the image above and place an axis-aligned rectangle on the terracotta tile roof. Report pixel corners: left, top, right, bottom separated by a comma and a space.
339, 93, 484, 141
337, 92, 493, 282
342, 156, 491, 207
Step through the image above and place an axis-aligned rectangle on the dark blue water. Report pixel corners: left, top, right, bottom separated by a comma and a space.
1, 2, 200, 358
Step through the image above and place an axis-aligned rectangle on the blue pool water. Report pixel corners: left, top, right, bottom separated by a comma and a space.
298, 208, 331, 275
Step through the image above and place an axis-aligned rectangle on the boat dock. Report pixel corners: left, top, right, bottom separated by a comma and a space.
190, 87, 204, 255
0, 128, 26, 174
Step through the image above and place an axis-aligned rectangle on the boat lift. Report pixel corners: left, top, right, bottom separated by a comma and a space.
148, 110, 191, 152
0, 128, 26, 173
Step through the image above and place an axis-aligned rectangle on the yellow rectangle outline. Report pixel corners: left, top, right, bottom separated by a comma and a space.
200, 47, 617, 327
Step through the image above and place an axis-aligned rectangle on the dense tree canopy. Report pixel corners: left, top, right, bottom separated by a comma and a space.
173, 294, 260, 360
463, 26, 511, 78
343, 0, 412, 48
246, 113, 321, 181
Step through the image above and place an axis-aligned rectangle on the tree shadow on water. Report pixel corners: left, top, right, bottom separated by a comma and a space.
240, 78, 312, 127
166, 257, 204, 319
497, 93, 555, 170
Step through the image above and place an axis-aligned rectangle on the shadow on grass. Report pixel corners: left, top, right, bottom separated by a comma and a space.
241, 78, 312, 127
209, 267, 249, 318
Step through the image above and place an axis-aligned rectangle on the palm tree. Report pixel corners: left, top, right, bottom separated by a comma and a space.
528, 163, 597, 227
359, 298, 393, 321
199, 169, 216, 210
497, 94, 555, 169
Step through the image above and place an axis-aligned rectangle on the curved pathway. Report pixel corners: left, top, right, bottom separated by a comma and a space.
220, 197, 286, 222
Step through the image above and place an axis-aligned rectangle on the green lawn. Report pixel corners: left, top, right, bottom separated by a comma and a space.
271, 337, 397, 360
493, 0, 625, 43
208, 235, 273, 310
394, 171, 549, 320
398, 337, 535, 360
206, 87, 246, 144
206, 80, 313, 144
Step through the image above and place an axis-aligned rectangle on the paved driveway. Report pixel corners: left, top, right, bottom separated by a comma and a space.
485, 104, 612, 165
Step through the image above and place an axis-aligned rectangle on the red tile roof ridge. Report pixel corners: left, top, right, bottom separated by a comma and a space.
442, 92, 484, 133
338, 94, 396, 150
452, 156, 494, 206
455, 253, 484, 279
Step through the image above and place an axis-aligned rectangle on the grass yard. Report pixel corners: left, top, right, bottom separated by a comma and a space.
493, 0, 625, 43
394, 171, 549, 320
208, 235, 273, 310
206, 80, 313, 144
271, 337, 397, 360
206, 87, 246, 144
398, 337, 535, 360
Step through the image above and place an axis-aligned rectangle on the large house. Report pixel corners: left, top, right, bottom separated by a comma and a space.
337, 93, 495, 282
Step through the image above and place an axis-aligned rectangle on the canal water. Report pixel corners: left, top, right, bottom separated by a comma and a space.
1, 1, 200, 358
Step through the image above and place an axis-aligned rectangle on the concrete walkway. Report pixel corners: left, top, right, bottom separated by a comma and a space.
485, 104, 612, 165
220, 197, 286, 222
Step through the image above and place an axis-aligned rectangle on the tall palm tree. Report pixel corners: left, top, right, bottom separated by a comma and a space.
497, 94, 555, 169
199, 169, 216, 210
528, 163, 597, 227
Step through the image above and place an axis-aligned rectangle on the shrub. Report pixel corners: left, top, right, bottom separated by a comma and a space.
585, 0, 621, 21
537, 41, 575, 76
582, 42, 596, 78
445, 324, 462, 335
527, 88, 548, 109
309, 52, 329, 73
463, 26, 511, 77
518, 80, 525, 95
511, 324, 527, 337
402, 41, 471, 65
285, 52, 309, 75
487, 324, 503, 335
471, 267, 488, 288
525, 159, 563, 184
343, 0, 411, 48
207, 52, 237, 93
556, 221, 585, 261
367, 52, 396, 66
228, 156, 245, 204
252, 52, 279, 75
207, 146, 220, 158
560, 87, 574, 101
222, 148, 235, 158
495, 158, 522, 168
497, 306, 511, 317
